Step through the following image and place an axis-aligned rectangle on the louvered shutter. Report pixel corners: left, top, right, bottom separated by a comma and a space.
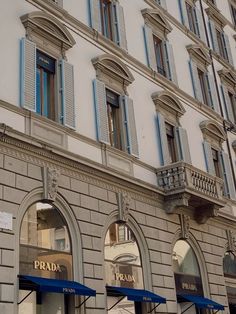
223, 33, 234, 66
208, 20, 219, 54
113, 2, 127, 50
189, 60, 203, 102
59, 60, 75, 129
195, 7, 207, 43
178, 0, 190, 28
88, 0, 102, 32
206, 73, 220, 113
156, 113, 171, 165
157, 0, 167, 10
220, 151, 236, 200
221, 85, 235, 123
20, 38, 36, 111
143, 25, 157, 71
93, 79, 110, 144
176, 127, 192, 164
203, 141, 215, 175
122, 96, 139, 157
164, 40, 178, 85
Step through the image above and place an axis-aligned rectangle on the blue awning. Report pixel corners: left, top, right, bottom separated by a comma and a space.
19, 275, 96, 297
178, 294, 224, 310
107, 286, 166, 303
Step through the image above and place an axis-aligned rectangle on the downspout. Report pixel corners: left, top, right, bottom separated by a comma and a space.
199, 0, 236, 189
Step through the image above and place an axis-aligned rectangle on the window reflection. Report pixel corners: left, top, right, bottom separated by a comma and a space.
224, 251, 236, 277
19, 202, 72, 280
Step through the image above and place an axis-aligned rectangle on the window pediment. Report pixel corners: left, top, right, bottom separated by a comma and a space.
142, 9, 172, 36
152, 91, 185, 123
187, 45, 212, 67
205, 6, 227, 28
200, 120, 226, 147
92, 54, 134, 92
21, 11, 75, 51
218, 68, 236, 90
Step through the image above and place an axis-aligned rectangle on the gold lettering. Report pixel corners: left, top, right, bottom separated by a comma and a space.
40, 261, 46, 270
33, 260, 62, 272
114, 272, 135, 283
34, 260, 40, 269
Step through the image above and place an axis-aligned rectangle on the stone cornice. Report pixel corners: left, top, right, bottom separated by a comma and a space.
0, 123, 164, 207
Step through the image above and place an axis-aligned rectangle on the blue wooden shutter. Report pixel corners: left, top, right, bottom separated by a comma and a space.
220, 151, 236, 200
143, 25, 157, 71
208, 20, 219, 54
206, 73, 220, 113
157, 0, 167, 10
203, 141, 215, 175
59, 60, 75, 129
189, 60, 203, 102
122, 96, 139, 157
176, 127, 192, 164
93, 79, 110, 144
221, 85, 235, 123
20, 38, 36, 111
223, 33, 234, 66
88, 0, 102, 32
113, 2, 127, 50
156, 113, 171, 165
178, 0, 190, 28
195, 7, 207, 43
164, 40, 178, 85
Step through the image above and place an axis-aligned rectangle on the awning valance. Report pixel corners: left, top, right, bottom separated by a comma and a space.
107, 286, 166, 303
19, 275, 96, 296
178, 294, 224, 310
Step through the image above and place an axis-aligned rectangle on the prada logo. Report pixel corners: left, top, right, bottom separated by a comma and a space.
33, 260, 62, 272
115, 273, 135, 283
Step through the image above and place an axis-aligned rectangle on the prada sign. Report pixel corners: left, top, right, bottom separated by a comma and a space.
175, 273, 203, 295
33, 260, 62, 272
115, 272, 135, 283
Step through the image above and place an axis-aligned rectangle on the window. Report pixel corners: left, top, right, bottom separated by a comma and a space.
165, 122, 178, 163
19, 202, 72, 313
230, 3, 236, 26
200, 120, 236, 199
89, 0, 127, 49
188, 45, 220, 112
20, 12, 76, 128
92, 54, 139, 157
178, 0, 206, 42
106, 89, 122, 149
142, 9, 178, 84
228, 92, 236, 123
153, 35, 166, 76
207, 8, 234, 65
152, 91, 191, 166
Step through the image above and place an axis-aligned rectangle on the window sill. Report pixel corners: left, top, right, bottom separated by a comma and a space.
101, 144, 134, 176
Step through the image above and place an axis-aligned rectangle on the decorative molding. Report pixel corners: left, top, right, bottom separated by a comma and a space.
43, 167, 60, 201
152, 91, 186, 124
226, 229, 236, 252
0, 132, 163, 207
194, 204, 219, 224
200, 120, 226, 148
165, 193, 190, 214
187, 45, 212, 68
142, 8, 172, 38
205, 6, 228, 28
179, 214, 190, 239
218, 68, 236, 90
117, 192, 132, 223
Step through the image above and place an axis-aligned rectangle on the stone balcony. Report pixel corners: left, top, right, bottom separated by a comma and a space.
156, 161, 226, 223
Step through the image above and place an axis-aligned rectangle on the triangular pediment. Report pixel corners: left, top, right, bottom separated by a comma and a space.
218, 68, 236, 88
187, 45, 211, 66
142, 9, 172, 35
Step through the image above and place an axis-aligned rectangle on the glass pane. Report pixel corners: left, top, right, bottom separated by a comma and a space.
105, 223, 143, 288
224, 252, 236, 277
36, 69, 41, 114
173, 240, 200, 276
20, 203, 70, 252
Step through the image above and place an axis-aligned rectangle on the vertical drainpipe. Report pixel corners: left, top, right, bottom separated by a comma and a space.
199, 0, 236, 189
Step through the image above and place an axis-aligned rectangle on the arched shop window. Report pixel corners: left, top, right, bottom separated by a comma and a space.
18, 202, 95, 313
223, 251, 236, 313
173, 240, 224, 314
104, 222, 166, 314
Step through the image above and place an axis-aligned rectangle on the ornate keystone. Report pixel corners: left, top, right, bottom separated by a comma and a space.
117, 192, 132, 223
43, 167, 60, 202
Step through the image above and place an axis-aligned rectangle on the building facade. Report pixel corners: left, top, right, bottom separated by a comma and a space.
0, 0, 236, 313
